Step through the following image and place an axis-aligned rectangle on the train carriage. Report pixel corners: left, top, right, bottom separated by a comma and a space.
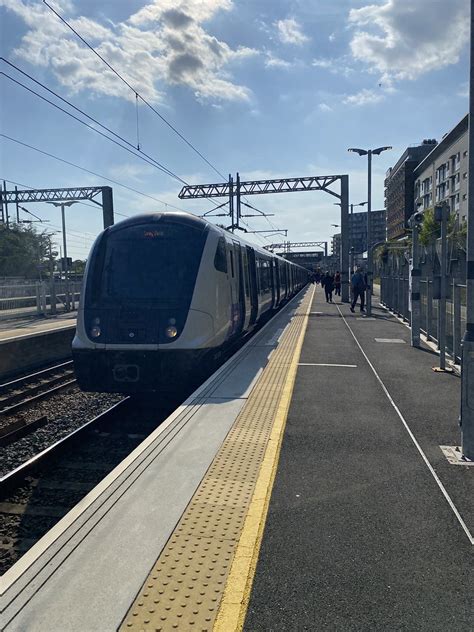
73, 212, 309, 393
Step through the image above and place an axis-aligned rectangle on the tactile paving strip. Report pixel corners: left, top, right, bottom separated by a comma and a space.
120, 289, 312, 631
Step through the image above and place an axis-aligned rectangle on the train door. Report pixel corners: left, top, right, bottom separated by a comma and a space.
246, 246, 258, 324
269, 260, 275, 307
240, 247, 252, 330
274, 259, 281, 307
226, 240, 238, 335
232, 240, 245, 334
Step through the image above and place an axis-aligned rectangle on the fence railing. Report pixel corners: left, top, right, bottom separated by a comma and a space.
380, 274, 466, 364
0, 281, 82, 319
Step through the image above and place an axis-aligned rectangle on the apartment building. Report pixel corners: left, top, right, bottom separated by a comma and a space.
385, 140, 438, 240
350, 209, 386, 254
414, 115, 468, 222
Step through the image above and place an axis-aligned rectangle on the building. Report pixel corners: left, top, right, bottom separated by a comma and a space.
331, 233, 341, 260
385, 140, 438, 240
281, 251, 325, 271
414, 115, 468, 222
349, 209, 386, 254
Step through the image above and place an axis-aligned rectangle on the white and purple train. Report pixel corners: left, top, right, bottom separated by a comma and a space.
72, 212, 309, 393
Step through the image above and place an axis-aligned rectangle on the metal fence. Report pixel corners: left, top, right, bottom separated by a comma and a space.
379, 244, 466, 364
0, 281, 82, 319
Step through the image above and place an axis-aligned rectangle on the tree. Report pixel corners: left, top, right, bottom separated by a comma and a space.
419, 207, 456, 247
0, 224, 54, 278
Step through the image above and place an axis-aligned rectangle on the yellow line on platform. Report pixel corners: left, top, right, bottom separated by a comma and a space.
214, 285, 315, 632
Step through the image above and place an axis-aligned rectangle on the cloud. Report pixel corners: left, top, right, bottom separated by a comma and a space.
343, 88, 385, 107
458, 82, 469, 98
318, 103, 333, 112
264, 51, 296, 69
312, 58, 334, 70
3, 0, 257, 104
312, 56, 354, 78
349, 0, 469, 82
276, 18, 309, 46
108, 162, 155, 182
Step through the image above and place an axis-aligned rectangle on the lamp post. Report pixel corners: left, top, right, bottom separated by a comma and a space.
348, 146, 392, 316
460, 0, 474, 460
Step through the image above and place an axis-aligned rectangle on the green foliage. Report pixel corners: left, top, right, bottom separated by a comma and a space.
0, 224, 53, 278
72, 259, 87, 275
418, 208, 438, 246
419, 207, 457, 247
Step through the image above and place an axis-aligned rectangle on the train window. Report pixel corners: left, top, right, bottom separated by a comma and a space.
214, 237, 228, 273
230, 249, 235, 277
97, 222, 206, 302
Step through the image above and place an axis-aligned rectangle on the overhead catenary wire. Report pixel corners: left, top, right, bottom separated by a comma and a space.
42, 0, 227, 182
1, 70, 185, 185
1, 67, 230, 217
0, 134, 192, 208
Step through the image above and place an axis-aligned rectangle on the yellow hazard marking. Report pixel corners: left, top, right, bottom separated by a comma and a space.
120, 286, 314, 632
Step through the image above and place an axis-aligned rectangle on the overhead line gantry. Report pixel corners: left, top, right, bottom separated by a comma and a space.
179, 173, 349, 301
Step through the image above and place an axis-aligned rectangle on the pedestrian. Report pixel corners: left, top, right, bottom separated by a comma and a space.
334, 271, 341, 297
322, 271, 334, 303
350, 267, 366, 312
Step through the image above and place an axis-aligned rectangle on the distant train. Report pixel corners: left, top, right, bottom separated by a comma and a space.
72, 212, 309, 393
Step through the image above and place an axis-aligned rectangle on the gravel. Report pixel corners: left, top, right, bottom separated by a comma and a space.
1, 386, 124, 477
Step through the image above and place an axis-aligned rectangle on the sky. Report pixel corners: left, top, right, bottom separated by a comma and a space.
0, 0, 470, 260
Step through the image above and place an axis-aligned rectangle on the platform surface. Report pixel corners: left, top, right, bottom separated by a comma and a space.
244, 290, 473, 631
0, 312, 76, 342
0, 290, 309, 631
1, 287, 472, 631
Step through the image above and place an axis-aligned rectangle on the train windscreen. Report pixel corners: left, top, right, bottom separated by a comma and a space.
98, 223, 206, 303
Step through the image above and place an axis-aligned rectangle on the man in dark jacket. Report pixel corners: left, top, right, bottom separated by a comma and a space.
350, 267, 366, 312
322, 271, 334, 303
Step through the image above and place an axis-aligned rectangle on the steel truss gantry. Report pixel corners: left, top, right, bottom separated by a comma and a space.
179, 173, 349, 301
264, 241, 328, 256
179, 175, 343, 199
0, 185, 114, 228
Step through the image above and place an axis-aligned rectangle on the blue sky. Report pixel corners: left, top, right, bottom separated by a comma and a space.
0, 0, 470, 260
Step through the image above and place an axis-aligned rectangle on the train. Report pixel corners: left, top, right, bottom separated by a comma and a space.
72, 211, 309, 393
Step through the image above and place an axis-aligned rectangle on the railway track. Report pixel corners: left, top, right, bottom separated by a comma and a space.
0, 395, 178, 575
0, 361, 76, 415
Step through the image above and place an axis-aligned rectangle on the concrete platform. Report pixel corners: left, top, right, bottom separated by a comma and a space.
0, 312, 76, 341
1, 287, 472, 631
245, 290, 473, 631
0, 290, 310, 631
0, 313, 76, 380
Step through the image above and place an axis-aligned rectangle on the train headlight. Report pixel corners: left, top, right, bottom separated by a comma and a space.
90, 325, 101, 338
165, 325, 178, 339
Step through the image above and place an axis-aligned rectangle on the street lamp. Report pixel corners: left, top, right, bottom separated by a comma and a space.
348, 146, 392, 315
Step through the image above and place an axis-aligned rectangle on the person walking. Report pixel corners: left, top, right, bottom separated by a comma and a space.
322, 271, 334, 303
350, 267, 366, 312
334, 271, 341, 297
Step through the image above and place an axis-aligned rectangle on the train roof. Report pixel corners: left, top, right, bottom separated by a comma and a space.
104, 212, 308, 271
